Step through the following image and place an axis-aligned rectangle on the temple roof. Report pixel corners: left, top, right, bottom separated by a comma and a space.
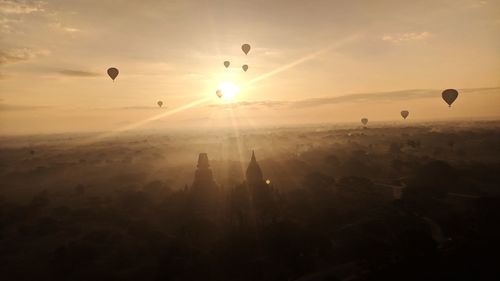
197, 153, 210, 169
246, 150, 264, 184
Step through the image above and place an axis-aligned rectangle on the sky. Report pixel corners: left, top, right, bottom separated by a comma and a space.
0, 0, 499, 135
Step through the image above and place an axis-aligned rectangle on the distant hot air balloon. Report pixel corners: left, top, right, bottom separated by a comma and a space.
224, 61, 230, 68
242, 64, 248, 72
361, 118, 368, 126
157, 101, 163, 108
241, 44, 251, 55
442, 89, 458, 107
107, 67, 119, 81
401, 110, 409, 119
216, 89, 223, 98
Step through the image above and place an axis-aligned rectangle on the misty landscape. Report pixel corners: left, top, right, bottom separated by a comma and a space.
1, 122, 499, 280
2, 0, 500, 280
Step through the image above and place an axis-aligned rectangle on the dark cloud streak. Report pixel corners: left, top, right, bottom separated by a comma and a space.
58, 69, 100, 77
208, 87, 500, 109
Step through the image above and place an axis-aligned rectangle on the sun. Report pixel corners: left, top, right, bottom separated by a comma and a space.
219, 82, 240, 101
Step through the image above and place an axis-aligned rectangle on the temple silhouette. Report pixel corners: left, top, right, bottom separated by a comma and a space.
188, 150, 275, 223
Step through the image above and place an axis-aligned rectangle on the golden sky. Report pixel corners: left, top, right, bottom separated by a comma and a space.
1, 0, 499, 135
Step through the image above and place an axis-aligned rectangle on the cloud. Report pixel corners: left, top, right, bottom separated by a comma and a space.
0, 103, 51, 111
0, 48, 49, 65
58, 69, 100, 77
208, 100, 288, 109
291, 89, 436, 108
0, 16, 20, 33
0, 0, 44, 15
382, 32, 431, 43
114, 106, 159, 110
50, 22, 80, 33
208, 87, 500, 110
470, 0, 487, 8
292, 87, 500, 108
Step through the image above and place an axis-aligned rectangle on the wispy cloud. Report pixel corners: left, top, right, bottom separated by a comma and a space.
293, 87, 500, 108
382, 32, 431, 43
0, 103, 51, 111
58, 69, 100, 77
291, 89, 436, 108
208, 100, 287, 109
115, 106, 161, 110
209, 87, 500, 110
0, 48, 50, 65
470, 0, 487, 8
0, 0, 44, 15
50, 22, 80, 33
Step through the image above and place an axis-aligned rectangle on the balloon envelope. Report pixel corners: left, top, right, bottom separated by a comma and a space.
224, 61, 230, 68
241, 44, 251, 55
361, 118, 368, 126
157, 101, 163, 107
401, 110, 409, 119
216, 90, 223, 98
242, 65, 248, 72
442, 89, 458, 107
107, 67, 119, 81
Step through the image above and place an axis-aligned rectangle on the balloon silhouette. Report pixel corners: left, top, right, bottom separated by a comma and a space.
107, 67, 119, 81
224, 61, 230, 68
361, 118, 368, 126
241, 44, 251, 55
157, 101, 163, 107
242, 64, 248, 72
216, 89, 223, 98
442, 89, 458, 107
401, 110, 409, 119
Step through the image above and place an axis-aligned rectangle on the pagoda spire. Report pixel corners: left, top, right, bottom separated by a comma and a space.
246, 150, 264, 186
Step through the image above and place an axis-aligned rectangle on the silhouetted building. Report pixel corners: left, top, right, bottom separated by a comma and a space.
246, 150, 265, 187
191, 153, 218, 192
245, 150, 275, 223
189, 153, 220, 218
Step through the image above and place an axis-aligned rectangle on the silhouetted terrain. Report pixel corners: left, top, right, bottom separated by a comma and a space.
1, 121, 500, 280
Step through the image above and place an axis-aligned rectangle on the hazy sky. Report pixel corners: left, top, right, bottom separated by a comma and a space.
1, 0, 499, 134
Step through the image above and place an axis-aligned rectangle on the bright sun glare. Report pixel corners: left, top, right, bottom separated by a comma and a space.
219, 82, 240, 101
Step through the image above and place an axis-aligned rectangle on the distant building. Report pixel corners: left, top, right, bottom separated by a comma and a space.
246, 150, 265, 188
191, 153, 218, 193
188, 151, 275, 223
245, 150, 275, 223
189, 153, 220, 218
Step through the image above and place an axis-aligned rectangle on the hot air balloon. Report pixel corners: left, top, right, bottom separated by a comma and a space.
216, 89, 223, 98
107, 67, 119, 81
242, 64, 248, 72
361, 118, 368, 126
157, 101, 163, 108
401, 110, 409, 119
442, 89, 458, 107
224, 61, 230, 68
241, 44, 251, 55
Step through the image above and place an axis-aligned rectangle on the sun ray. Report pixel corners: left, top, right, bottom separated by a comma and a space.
228, 104, 247, 181
72, 96, 213, 147
243, 34, 360, 88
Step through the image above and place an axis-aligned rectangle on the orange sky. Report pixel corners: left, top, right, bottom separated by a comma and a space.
1, 0, 499, 135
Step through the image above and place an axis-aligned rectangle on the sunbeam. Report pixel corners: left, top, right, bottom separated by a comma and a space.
73, 96, 213, 146
243, 34, 361, 88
